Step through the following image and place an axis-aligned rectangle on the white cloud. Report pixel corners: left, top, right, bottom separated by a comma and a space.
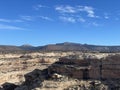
92, 22, 99, 26
55, 5, 76, 13
20, 16, 33, 21
78, 18, 86, 22
87, 22, 99, 27
59, 15, 87, 23
34, 4, 49, 10
38, 16, 53, 21
104, 16, 109, 19
13, 19, 23, 22
0, 19, 11, 22
20, 15, 53, 22
0, 24, 24, 30
55, 5, 98, 18
82, 6, 97, 18
103, 13, 110, 19
0, 18, 23, 23
59, 16, 76, 23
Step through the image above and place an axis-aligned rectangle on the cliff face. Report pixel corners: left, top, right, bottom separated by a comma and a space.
48, 54, 120, 80
0, 53, 120, 90
0, 51, 83, 85
102, 55, 120, 79
15, 54, 120, 90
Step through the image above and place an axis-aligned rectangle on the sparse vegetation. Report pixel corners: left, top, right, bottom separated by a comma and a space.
0, 49, 120, 90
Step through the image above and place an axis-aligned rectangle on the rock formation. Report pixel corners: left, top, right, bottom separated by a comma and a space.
48, 54, 120, 80
0, 54, 120, 90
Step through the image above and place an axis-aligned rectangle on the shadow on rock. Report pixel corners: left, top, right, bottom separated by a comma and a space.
15, 69, 49, 90
1, 82, 18, 90
1, 54, 120, 90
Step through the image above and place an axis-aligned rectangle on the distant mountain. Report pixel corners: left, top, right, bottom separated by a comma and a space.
38, 42, 120, 52
19, 44, 36, 50
38, 42, 88, 51
1, 42, 120, 53
0, 45, 21, 51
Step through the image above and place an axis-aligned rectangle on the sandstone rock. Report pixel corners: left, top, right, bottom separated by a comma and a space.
0, 52, 120, 90
48, 54, 120, 80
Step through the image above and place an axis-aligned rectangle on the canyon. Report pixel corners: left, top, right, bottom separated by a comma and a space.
0, 43, 119, 90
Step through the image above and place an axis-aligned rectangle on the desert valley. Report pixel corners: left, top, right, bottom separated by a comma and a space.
0, 43, 119, 90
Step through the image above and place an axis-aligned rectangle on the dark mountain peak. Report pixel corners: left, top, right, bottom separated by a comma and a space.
56, 42, 82, 46
19, 44, 35, 50
21, 44, 33, 47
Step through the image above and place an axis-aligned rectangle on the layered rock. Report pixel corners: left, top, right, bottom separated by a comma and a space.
48, 54, 120, 80
0, 53, 120, 90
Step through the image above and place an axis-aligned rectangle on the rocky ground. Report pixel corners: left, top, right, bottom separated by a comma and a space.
0, 51, 119, 90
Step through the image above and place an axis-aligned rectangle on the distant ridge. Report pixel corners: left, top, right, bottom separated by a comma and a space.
0, 45, 21, 51
38, 42, 120, 52
19, 44, 35, 50
1, 42, 120, 53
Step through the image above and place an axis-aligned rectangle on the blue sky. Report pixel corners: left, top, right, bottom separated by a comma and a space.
0, 0, 120, 46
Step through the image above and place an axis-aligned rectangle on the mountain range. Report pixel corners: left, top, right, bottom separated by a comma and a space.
1, 42, 120, 53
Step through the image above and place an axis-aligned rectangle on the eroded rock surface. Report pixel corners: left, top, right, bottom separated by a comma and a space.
0, 52, 120, 90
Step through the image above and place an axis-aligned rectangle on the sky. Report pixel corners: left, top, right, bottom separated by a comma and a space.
0, 0, 120, 46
